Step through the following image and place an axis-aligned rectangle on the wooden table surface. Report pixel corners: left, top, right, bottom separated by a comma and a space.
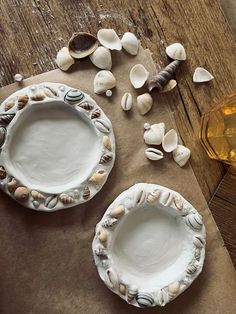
0, 0, 235, 266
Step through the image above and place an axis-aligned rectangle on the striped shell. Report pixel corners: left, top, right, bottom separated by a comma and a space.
185, 213, 203, 230
0, 114, 15, 126
78, 102, 94, 110
136, 293, 155, 308
0, 126, 6, 147
94, 119, 110, 134
91, 108, 101, 119
83, 186, 90, 200
64, 89, 84, 104
102, 217, 117, 228
59, 193, 74, 204
31, 190, 46, 201
17, 95, 29, 110
100, 153, 112, 164
5, 99, 15, 111
157, 289, 169, 306
186, 260, 198, 274
127, 286, 138, 302
103, 136, 111, 150
45, 195, 58, 209
0, 166, 6, 180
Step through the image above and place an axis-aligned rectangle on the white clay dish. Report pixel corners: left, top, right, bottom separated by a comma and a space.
0, 83, 115, 211
92, 183, 206, 308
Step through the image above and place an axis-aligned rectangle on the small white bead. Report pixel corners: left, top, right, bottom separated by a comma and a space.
106, 90, 112, 97
30, 86, 36, 91
14, 73, 23, 82
59, 85, 65, 92
144, 123, 151, 130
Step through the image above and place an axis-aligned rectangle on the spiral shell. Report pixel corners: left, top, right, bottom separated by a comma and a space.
147, 190, 160, 203
185, 213, 203, 230
7, 178, 18, 193
17, 95, 29, 110
59, 193, 74, 204
110, 205, 125, 218
5, 99, 15, 112
102, 217, 117, 228
127, 286, 138, 302
103, 136, 111, 151
89, 169, 106, 185
95, 119, 110, 134
30, 91, 45, 101
194, 248, 201, 261
0, 114, 15, 126
0, 166, 6, 180
31, 190, 46, 201
14, 187, 29, 202
64, 89, 84, 105
91, 108, 101, 119
148, 60, 181, 92
78, 102, 94, 110
0, 126, 6, 148
45, 195, 58, 209
83, 186, 90, 200
100, 153, 112, 164
136, 292, 155, 308
135, 189, 146, 206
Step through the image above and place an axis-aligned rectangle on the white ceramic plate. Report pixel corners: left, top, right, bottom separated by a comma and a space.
0, 83, 115, 211
92, 183, 206, 308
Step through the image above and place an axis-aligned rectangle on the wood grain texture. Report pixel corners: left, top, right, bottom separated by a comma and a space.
0, 0, 235, 264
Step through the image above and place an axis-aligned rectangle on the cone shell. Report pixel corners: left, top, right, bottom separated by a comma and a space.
83, 186, 90, 200
100, 153, 112, 164
14, 187, 29, 202
98, 228, 108, 243
110, 205, 125, 218
5, 99, 15, 112
193, 67, 214, 83
103, 136, 111, 150
55, 47, 75, 71
31, 190, 46, 201
89, 46, 112, 70
78, 102, 94, 110
0, 166, 6, 180
173, 145, 191, 167
89, 169, 106, 184
166, 43, 186, 61
59, 193, 74, 204
144, 122, 165, 145
121, 32, 139, 55
7, 178, 18, 193
168, 281, 180, 298
0, 114, 15, 126
94, 70, 116, 94
68, 32, 99, 59
91, 108, 101, 119
130, 64, 149, 88
137, 93, 153, 115
162, 129, 178, 152
18, 95, 29, 110
97, 29, 121, 51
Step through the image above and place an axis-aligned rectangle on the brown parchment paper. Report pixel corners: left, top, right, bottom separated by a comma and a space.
0, 47, 235, 314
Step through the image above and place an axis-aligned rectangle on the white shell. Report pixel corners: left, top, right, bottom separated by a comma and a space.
162, 129, 178, 152
121, 92, 132, 111
121, 32, 139, 55
145, 148, 164, 161
137, 93, 153, 115
130, 64, 149, 88
144, 122, 165, 145
93, 70, 116, 94
173, 145, 191, 167
193, 67, 214, 83
97, 29, 122, 51
160, 80, 177, 93
166, 43, 186, 61
89, 46, 112, 70
55, 47, 75, 71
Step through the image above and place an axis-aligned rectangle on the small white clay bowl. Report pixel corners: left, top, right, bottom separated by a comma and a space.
92, 183, 206, 308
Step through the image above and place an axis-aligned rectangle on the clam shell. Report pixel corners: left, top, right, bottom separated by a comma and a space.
89, 46, 112, 70
95, 119, 110, 134
0, 114, 15, 126
166, 43, 186, 61
106, 268, 118, 288
130, 64, 149, 88
147, 190, 161, 203
91, 108, 101, 119
193, 234, 205, 248
89, 169, 106, 184
135, 189, 146, 206
110, 205, 125, 218
168, 281, 180, 298
31, 190, 46, 201
127, 286, 138, 302
136, 292, 155, 308
160, 79, 177, 93
5, 99, 15, 112
185, 213, 203, 230
0, 126, 7, 148
144, 123, 165, 145
59, 193, 74, 204
121, 92, 132, 111
103, 136, 111, 150
137, 93, 153, 115
98, 228, 108, 243
30, 92, 45, 101
17, 95, 29, 110
45, 195, 58, 209
173, 145, 191, 167
83, 186, 90, 200
193, 67, 214, 83
64, 89, 84, 105
157, 289, 169, 306
55, 47, 75, 71
78, 102, 94, 110
94, 70, 116, 94
100, 152, 112, 164
68, 32, 99, 59
97, 29, 121, 51
14, 187, 29, 202
7, 178, 18, 193
145, 148, 164, 161
119, 283, 126, 295
102, 217, 117, 228
0, 166, 7, 180
121, 32, 139, 55
162, 129, 178, 152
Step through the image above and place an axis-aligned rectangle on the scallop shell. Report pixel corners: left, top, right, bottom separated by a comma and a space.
145, 148, 164, 161
110, 205, 125, 218
31, 190, 46, 201
121, 92, 132, 111
160, 79, 177, 93
127, 286, 138, 302
121, 32, 139, 55
0, 166, 6, 180
105, 268, 118, 288
193, 234, 205, 248
43, 86, 59, 98
68, 32, 99, 59
59, 193, 74, 204
136, 292, 155, 308
0, 126, 6, 148
162, 129, 178, 152
157, 289, 169, 306
185, 213, 203, 230
173, 145, 191, 167
5, 99, 15, 112
144, 122, 165, 145
166, 43, 186, 61
45, 195, 58, 209
55, 46, 75, 71
98, 228, 108, 243
103, 136, 111, 150
193, 67, 214, 83
89, 169, 106, 184
130, 64, 149, 88
14, 187, 29, 202
89, 46, 112, 70
17, 95, 29, 110
94, 246, 107, 257
94, 70, 116, 94
95, 119, 110, 134
97, 29, 121, 51
64, 89, 84, 105
135, 189, 146, 206
78, 102, 94, 110
83, 186, 90, 200
91, 108, 101, 119
147, 190, 161, 203
7, 178, 18, 193
0, 114, 15, 126
119, 283, 126, 295
100, 153, 112, 164
102, 217, 117, 228
168, 281, 180, 298
137, 93, 153, 115
30, 92, 45, 101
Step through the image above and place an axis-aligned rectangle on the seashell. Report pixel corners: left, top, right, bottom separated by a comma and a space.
185, 213, 203, 230
17, 95, 29, 110
0, 166, 6, 180
159, 191, 173, 207
186, 260, 198, 274
193, 67, 214, 83
173, 195, 183, 210
91, 108, 101, 119
64, 89, 84, 105
121, 92, 132, 111
162, 129, 178, 153
148, 60, 181, 92
93, 70, 116, 94
160, 79, 177, 93
59, 193, 74, 204
102, 217, 117, 228
110, 204, 125, 218
14, 73, 23, 82
173, 145, 191, 167
89, 46, 112, 70
130, 64, 149, 88
121, 32, 139, 55
98, 228, 108, 243
119, 283, 126, 295
5, 99, 15, 112
68, 32, 99, 59
0, 114, 15, 126
127, 286, 138, 302
33, 200, 40, 208
147, 190, 160, 203
83, 186, 90, 200
7, 178, 18, 193
0, 126, 7, 148
193, 234, 205, 248
103, 136, 111, 150
136, 292, 155, 308
145, 148, 164, 161
166, 43, 186, 61
55, 47, 75, 71
78, 102, 94, 110
168, 281, 180, 298
135, 189, 146, 206
45, 195, 58, 209
157, 289, 169, 306
94, 246, 107, 257
89, 169, 106, 185
195, 248, 201, 261
30, 91, 45, 101
100, 152, 113, 164
14, 187, 29, 202
97, 29, 121, 51
144, 122, 165, 145
31, 190, 46, 201
101, 260, 110, 269
106, 268, 118, 288
95, 119, 110, 134
43, 86, 59, 98
137, 93, 153, 115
